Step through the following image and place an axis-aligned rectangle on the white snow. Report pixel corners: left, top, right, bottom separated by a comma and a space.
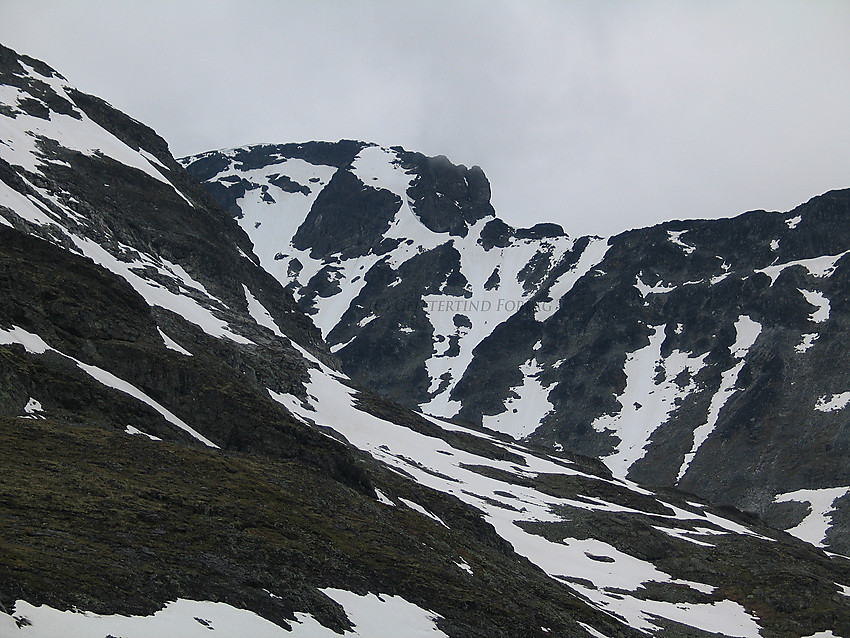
796, 333, 819, 353
667, 230, 696, 254
577, 622, 611, 638
799, 289, 830, 323
70, 236, 252, 345
76, 360, 218, 447
481, 358, 553, 439
2, 593, 448, 638
330, 335, 356, 354
357, 314, 377, 328
770, 239, 780, 251
320, 588, 449, 638
125, 425, 161, 441
220, 145, 583, 421
786, 215, 802, 229
22, 397, 44, 417
398, 497, 450, 528
592, 325, 707, 477
815, 393, 850, 412
418, 217, 574, 417
0, 325, 52, 354
0, 179, 57, 226
634, 274, 676, 297
0, 325, 216, 448
243, 284, 286, 337
677, 316, 761, 482
756, 250, 849, 285
652, 525, 716, 548
157, 328, 192, 356
4, 599, 293, 638
456, 559, 473, 575
374, 489, 395, 506
137, 147, 168, 170
0, 71, 191, 206
774, 487, 850, 547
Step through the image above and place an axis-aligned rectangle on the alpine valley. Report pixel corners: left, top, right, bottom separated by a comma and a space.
0, 42, 848, 638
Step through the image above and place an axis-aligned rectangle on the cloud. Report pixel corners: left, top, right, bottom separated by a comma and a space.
1, 0, 849, 237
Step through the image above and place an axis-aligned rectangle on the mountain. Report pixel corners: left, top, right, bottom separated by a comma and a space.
183, 142, 850, 556
1, 42, 850, 637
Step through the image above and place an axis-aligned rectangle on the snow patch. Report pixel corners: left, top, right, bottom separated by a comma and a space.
481, 358, 553, 439
157, 328, 192, 356
0, 77, 191, 205
796, 333, 819, 353
374, 489, 395, 506
4, 599, 292, 638
756, 250, 849, 285
677, 316, 761, 482
243, 284, 285, 337
593, 325, 707, 477
320, 588, 449, 638
634, 275, 676, 297
22, 397, 44, 418
70, 236, 252, 345
398, 497, 450, 528
815, 393, 850, 413
774, 487, 850, 547
799, 289, 830, 323
125, 425, 161, 441
667, 230, 696, 254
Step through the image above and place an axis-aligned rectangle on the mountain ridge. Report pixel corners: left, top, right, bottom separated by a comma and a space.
183, 142, 850, 556
2, 42, 850, 637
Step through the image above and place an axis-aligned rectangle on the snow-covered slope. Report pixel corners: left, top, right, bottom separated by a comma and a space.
184, 142, 850, 555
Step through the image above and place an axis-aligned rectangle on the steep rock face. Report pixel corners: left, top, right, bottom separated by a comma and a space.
185, 143, 850, 554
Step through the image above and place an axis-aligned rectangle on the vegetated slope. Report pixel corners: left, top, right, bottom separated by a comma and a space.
184, 141, 850, 555
1, 42, 849, 637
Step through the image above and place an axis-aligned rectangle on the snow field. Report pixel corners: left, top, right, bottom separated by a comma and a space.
815, 393, 850, 413
267, 352, 770, 636
535, 237, 609, 321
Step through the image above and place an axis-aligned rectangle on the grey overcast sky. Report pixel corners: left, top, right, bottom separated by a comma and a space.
1, 1, 849, 237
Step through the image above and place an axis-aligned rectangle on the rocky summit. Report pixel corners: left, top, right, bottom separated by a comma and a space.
1, 42, 849, 637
